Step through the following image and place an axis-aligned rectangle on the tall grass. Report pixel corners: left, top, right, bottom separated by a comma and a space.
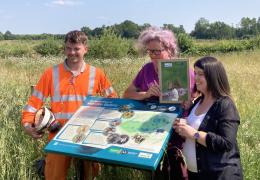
0, 40, 41, 58
0, 50, 259, 179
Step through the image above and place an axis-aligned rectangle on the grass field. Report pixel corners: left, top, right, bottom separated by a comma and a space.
0, 50, 259, 179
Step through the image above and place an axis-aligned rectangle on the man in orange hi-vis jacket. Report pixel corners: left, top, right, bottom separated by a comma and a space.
22, 30, 117, 180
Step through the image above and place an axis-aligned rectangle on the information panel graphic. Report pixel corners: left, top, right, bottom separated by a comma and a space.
45, 96, 182, 170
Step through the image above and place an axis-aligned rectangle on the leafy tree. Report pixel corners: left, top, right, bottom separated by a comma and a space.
257, 17, 260, 34
190, 18, 211, 39
81, 26, 92, 37
208, 21, 235, 39
191, 18, 236, 39
163, 24, 186, 35
91, 26, 106, 37
177, 33, 196, 54
140, 23, 151, 31
237, 17, 259, 38
114, 20, 140, 39
0, 32, 4, 40
34, 38, 62, 56
87, 28, 130, 59
4, 30, 15, 40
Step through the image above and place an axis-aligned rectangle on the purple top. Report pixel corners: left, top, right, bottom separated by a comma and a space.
133, 62, 159, 92
133, 62, 195, 101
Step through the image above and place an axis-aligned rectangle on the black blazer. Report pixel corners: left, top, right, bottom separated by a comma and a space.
190, 96, 243, 180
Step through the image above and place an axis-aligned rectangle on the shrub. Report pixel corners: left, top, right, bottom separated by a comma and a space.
0, 41, 33, 57
11, 45, 32, 57
87, 29, 131, 59
34, 39, 62, 56
194, 39, 257, 55
249, 36, 260, 49
126, 39, 139, 57
177, 33, 197, 55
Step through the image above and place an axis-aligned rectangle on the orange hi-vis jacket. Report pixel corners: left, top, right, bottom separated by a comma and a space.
22, 60, 117, 139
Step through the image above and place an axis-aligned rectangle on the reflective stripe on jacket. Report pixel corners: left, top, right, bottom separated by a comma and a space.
22, 61, 117, 127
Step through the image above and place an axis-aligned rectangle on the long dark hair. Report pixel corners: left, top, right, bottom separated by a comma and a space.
194, 56, 231, 98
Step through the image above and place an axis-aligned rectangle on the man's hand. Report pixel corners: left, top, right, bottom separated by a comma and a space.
23, 123, 44, 139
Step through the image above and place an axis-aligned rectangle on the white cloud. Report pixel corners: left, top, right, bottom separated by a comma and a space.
46, 0, 83, 7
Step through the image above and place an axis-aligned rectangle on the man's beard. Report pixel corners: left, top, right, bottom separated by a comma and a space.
68, 56, 79, 62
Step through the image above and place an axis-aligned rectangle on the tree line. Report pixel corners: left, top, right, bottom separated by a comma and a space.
1, 17, 260, 40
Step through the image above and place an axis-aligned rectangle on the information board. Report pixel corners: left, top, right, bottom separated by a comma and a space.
45, 96, 182, 171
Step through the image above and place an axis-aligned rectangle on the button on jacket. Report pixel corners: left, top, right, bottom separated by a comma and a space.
191, 96, 243, 180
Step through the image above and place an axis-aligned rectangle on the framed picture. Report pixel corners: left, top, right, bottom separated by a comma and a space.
159, 59, 190, 103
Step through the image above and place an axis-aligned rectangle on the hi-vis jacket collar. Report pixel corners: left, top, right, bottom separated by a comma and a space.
63, 59, 86, 76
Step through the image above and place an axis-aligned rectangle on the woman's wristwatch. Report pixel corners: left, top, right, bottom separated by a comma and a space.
194, 131, 200, 141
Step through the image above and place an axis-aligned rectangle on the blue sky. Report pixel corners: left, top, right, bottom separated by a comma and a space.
0, 0, 260, 34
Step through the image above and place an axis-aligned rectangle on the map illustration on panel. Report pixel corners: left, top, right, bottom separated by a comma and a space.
45, 96, 181, 170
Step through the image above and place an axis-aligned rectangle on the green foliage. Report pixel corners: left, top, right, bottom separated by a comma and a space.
4, 30, 15, 40
209, 21, 236, 39
81, 26, 92, 37
236, 17, 260, 38
191, 18, 211, 39
113, 20, 140, 39
11, 45, 32, 57
163, 24, 186, 34
2, 36, 260, 58
193, 39, 258, 55
0, 32, 65, 41
191, 18, 239, 39
2, 17, 260, 41
249, 35, 260, 48
1, 51, 260, 179
177, 33, 197, 55
87, 28, 131, 59
0, 41, 34, 57
0, 71, 47, 179
34, 39, 62, 56
0, 32, 4, 40
126, 39, 139, 57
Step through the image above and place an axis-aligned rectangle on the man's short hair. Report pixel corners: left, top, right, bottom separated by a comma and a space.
65, 30, 88, 45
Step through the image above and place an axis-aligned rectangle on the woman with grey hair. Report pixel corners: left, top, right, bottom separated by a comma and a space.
123, 26, 195, 101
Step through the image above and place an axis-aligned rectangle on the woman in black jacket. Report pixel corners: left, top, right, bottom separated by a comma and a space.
173, 56, 243, 180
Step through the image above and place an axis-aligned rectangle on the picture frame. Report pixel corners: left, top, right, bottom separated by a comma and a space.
158, 59, 190, 104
